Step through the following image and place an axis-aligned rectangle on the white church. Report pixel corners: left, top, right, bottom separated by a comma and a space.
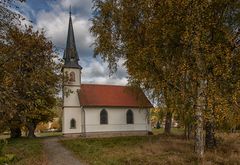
62, 12, 153, 137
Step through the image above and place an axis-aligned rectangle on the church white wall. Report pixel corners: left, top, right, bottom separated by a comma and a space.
84, 107, 151, 133
63, 68, 81, 106
62, 107, 82, 134
63, 86, 80, 107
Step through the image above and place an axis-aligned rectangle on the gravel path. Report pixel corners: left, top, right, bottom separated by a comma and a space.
43, 137, 85, 165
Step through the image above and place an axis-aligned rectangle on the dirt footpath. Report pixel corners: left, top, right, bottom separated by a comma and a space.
43, 137, 85, 165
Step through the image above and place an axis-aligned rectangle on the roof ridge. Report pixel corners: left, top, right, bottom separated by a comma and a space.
81, 83, 128, 87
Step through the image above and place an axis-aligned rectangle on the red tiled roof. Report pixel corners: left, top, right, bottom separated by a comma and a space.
78, 84, 153, 108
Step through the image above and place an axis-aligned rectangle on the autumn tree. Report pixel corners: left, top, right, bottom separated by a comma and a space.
0, 25, 61, 138
91, 0, 240, 158
0, 0, 61, 138
0, 0, 27, 136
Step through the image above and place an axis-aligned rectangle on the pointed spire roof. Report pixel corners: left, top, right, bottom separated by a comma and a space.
63, 8, 82, 69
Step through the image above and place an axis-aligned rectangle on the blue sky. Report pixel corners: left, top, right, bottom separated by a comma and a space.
17, 0, 128, 85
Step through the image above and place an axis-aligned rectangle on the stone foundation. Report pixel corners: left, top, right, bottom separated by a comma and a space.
63, 131, 148, 138
63, 133, 84, 138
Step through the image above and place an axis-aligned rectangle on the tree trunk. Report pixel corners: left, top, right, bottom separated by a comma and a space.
188, 124, 193, 139
195, 107, 204, 158
231, 126, 236, 133
10, 127, 21, 138
164, 112, 172, 134
187, 124, 192, 140
205, 120, 216, 149
27, 123, 36, 138
194, 82, 205, 159
184, 123, 187, 139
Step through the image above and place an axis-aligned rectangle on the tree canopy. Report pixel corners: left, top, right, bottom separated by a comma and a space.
91, 0, 240, 157
0, 25, 61, 137
0, 0, 62, 138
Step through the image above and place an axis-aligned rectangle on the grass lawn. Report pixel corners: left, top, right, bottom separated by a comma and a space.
0, 131, 62, 165
36, 131, 63, 137
2, 138, 47, 165
0, 132, 62, 164
152, 127, 184, 135
61, 133, 240, 165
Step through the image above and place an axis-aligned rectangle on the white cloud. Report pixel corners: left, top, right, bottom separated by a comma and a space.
36, 10, 68, 49
18, 2, 35, 21
74, 18, 94, 55
35, 5, 93, 56
81, 59, 128, 85
60, 0, 92, 10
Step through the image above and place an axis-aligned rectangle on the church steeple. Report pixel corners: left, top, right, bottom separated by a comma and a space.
63, 8, 82, 69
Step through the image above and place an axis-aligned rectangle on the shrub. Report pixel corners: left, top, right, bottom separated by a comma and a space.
51, 120, 60, 130
0, 154, 15, 164
0, 139, 7, 156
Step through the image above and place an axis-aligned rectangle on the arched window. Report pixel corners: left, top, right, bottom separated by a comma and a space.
127, 109, 134, 124
69, 71, 75, 82
70, 118, 76, 129
100, 109, 108, 124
